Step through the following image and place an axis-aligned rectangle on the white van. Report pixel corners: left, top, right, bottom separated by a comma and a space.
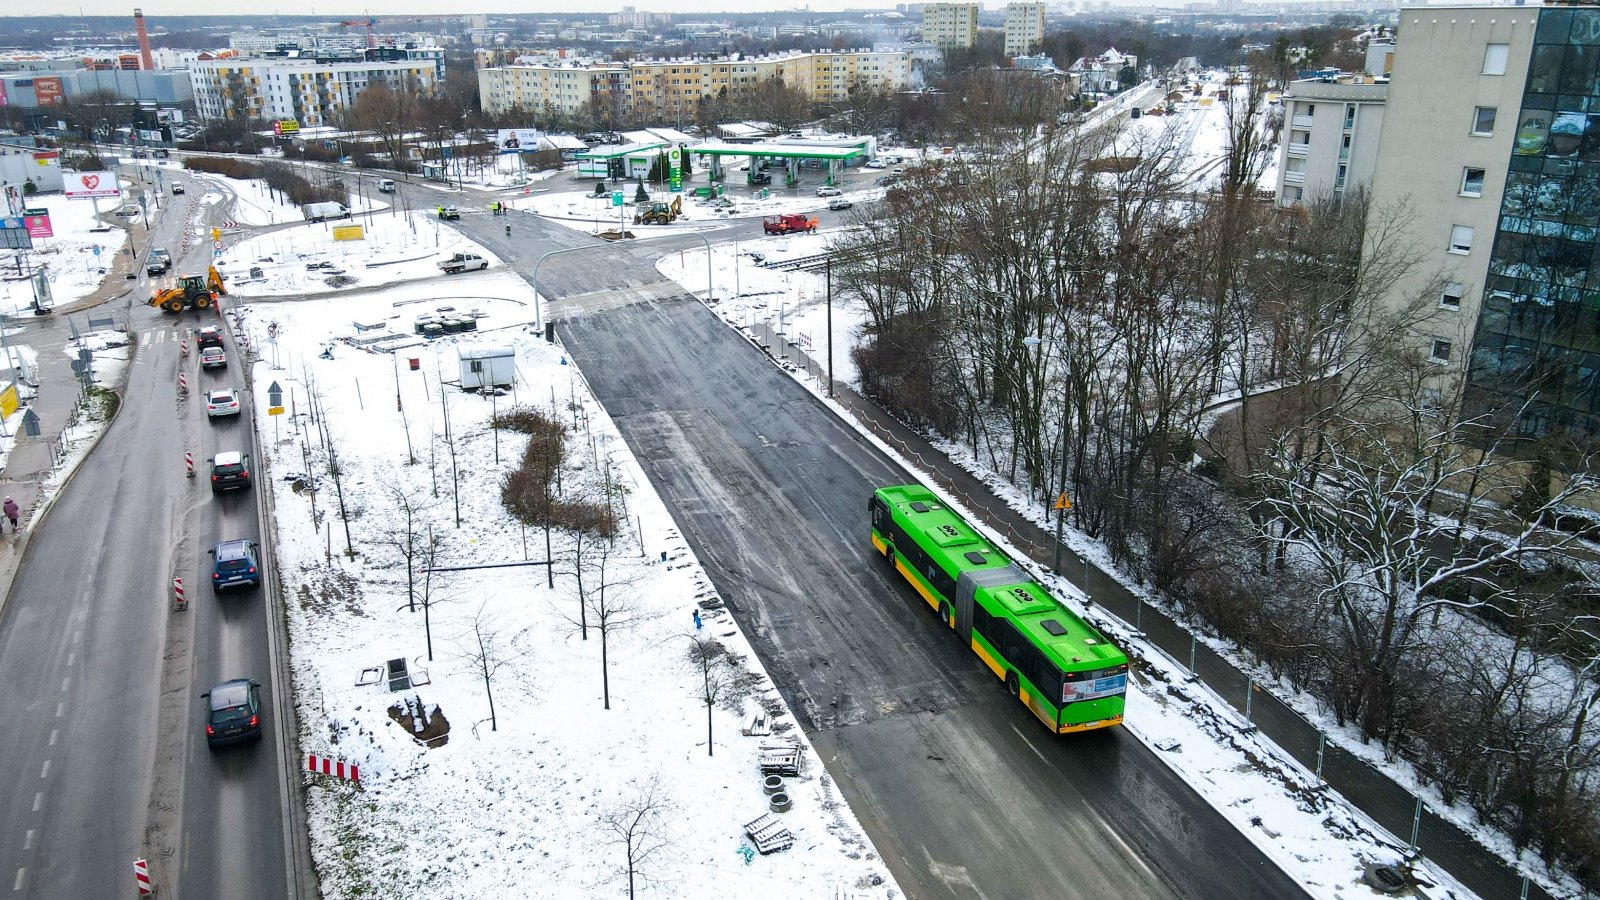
377, 179, 397, 193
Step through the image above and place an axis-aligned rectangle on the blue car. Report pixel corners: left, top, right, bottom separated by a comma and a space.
203, 679, 262, 749
210, 539, 261, 593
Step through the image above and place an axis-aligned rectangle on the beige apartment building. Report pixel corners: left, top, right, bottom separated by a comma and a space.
479, 50, 912, 121
1004, 2, 1046, 59
922, 2, 980, 51
1274, 80, 1387, 207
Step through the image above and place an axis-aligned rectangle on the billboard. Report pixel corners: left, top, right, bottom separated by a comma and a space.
496, 129, 541, 154
22, 208, 51, 238
64, 171, 120, 199
33, 76, 62, 107
273, 119, 300, 136
331, 225, 364, 242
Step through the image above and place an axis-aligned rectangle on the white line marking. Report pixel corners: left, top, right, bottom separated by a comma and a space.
13, 867, 23, 891
66, 651, 75, 667
22, 830, 32, 850
31, 793, 42, 812
54, 702, 63, 718
47, 729, 57, 747
59, 677, 68, 693
1010, 724, 1050, 764
140, 331, 151, 347
38, 761, 48, 779
72, 629, 83, 643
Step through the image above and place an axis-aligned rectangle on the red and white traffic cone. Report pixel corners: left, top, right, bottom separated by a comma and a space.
133, 857, 153, 895
180, 339, 188, 357
185, 451, 194, 478
177, 371, 187, 394
173, 577, 186, 611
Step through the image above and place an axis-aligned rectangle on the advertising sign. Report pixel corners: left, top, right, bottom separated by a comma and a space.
33, 76, 62, 107
22, 208, 51, 238
64, 171, 120, 199
668, 146, 682, 193
496, 128, 541, 154
1062, 672, 1127, 704
273, 119, 300, 136
331, 225, 365, 242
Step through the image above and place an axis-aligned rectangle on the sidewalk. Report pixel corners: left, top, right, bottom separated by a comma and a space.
824, 379, 1553, 900
0, 246, 139, 616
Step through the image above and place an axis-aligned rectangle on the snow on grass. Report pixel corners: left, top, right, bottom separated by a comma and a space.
216, 211, 486, 298
514, 175, 882, 234
228, 234, 897, 899
1, 192, 133, 315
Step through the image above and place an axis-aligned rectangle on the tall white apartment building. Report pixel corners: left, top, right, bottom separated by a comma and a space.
922, 2, 980, 51
191, 52, 443, 126
1273, 80, 1387, 207
1004, 3, 1046, 59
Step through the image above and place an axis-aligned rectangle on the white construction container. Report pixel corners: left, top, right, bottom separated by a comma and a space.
458, 345, 515, 391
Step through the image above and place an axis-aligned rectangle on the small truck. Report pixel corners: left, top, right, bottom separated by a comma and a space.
762, 213, 819, 235
438, 253, 488, 275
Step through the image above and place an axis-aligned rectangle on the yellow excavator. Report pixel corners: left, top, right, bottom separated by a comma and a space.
150, 265, 228, 313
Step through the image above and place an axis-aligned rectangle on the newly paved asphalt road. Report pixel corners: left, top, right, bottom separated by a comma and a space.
448, 203, 1312, 900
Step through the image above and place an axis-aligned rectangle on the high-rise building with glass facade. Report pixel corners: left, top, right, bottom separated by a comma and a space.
1368, 4, 1600, 444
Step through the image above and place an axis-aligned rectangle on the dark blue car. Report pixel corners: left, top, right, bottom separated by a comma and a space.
203, 679, 262, 749
210, 539, 261, 593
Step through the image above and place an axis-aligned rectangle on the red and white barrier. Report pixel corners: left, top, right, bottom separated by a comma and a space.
185, 450, 194, 478
177, 371, 187, 394
307, 753, 360, 782
180, 339, 188, 357
173, 577, 186, 611
133, 857, 153, 895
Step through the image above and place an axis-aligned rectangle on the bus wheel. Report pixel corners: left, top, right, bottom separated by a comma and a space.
882, 543, 894, 565
939, 602, 951, 627
1005, 671, 1020, 698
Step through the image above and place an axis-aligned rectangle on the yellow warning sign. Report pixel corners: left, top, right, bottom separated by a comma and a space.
1054, 493, 1072, 511
211, 227, 220, 241
268, 406, 285, 416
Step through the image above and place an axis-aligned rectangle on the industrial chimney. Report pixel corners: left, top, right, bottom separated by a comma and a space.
134, 8, 154, 70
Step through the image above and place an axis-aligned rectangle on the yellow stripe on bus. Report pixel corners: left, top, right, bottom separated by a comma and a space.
1060, 715, 1123, 734
871, 534, 886, 555
970, 639, 1007, 679
894, 558, 942, 613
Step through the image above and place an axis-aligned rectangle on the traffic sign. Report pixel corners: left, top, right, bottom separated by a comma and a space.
1054, 493, 1072, 511
267, 380, 283, 409
610, 190, 624, 207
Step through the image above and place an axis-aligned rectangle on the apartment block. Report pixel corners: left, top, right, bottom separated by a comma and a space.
191, 52, 443, 126
1364, 5, 1600, 440
1004, 2, 1046, 59
1274, 80, 1386, 207
478, 50, 913, 121
922, 2, 980, 51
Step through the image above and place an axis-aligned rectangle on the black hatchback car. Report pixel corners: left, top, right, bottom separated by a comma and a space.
203, 679, 262, 749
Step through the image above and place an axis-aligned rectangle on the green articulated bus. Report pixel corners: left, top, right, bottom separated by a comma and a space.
869, 484, 1128, 733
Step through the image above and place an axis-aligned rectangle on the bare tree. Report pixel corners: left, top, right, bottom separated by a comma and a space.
378, 481, 442, 613
597, 777, 672, 900
680, 633, 744, 756
454, 604, 524, 732
558, 532, 646, 708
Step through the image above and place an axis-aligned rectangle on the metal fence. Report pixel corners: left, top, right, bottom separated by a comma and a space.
747, 319, 1562, 900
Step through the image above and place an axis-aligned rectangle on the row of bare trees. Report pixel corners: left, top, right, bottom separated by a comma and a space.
833, 87, 1600, 886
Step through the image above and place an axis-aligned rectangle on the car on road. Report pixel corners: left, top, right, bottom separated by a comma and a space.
378, 178, 396, 193
827, 197, 854, 211
206, 388, 241, 417
197, 325, 224, 349
876, 174, 901, 187
749, 172, 772, 186
202, 678, 262, 748
438, 205, 460, 220
200, 346, 226, 369
815, 186, 842, 197
209, 539, 262, 592
170, 182, 185, 195
146, 248, 172, 275
864, 159, 888, 169
209, 451, 251, 493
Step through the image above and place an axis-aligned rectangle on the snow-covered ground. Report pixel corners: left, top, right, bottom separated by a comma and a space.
514, 179, 882, 233
216, 210, 478, 297
231, 271, 897, 898
0, 190, 134, 316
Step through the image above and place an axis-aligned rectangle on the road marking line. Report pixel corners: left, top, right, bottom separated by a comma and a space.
72, 629, 82, 643
59, 677, 68, 693
54, 702, 63, 718
38, 760, 48, 779
22, 830, 32, 850
31, 793, 42, 812
66, 651, 74, 667
140, 331, 151, 347
13, 866, 23, 891
47, 729, 57, 747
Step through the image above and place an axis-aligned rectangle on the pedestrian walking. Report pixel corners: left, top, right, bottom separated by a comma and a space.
2, 497, 16, 531
692, 609, 702, 630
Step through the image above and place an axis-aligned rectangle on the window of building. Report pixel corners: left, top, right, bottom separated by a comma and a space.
1431, 339, 1453, 363
1461, 167, 1486, 196
1449, 224, 1474, 254
1441, 283, 1465, 309
1483, 43, 1510, 75
1471, 107, 1497, 137
1336, 164, 1348, 188
1344, 104, 1356, 128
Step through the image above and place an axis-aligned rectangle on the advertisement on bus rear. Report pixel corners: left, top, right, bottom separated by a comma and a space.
1062, 672, 1126, 704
